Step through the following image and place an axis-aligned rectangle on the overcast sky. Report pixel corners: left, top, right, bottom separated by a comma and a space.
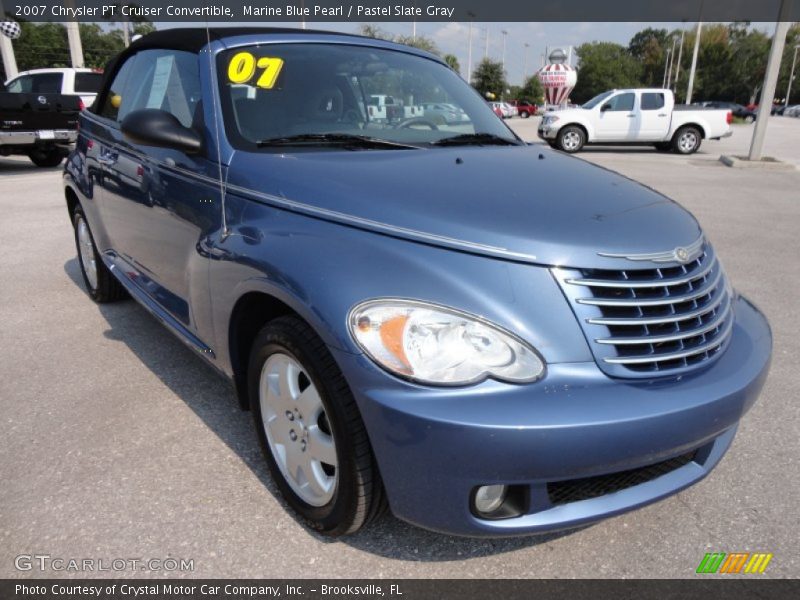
159, 21, 776, 86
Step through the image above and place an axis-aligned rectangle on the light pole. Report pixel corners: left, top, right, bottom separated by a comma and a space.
523, 43, 530, 81
663, 48, 672, 88
666, 37, 677, 89
674, 28, 686, 94
786, 45, 800, 108
484, 27, 489, 59
501, 30, 508, 70
466, 13, 475, 83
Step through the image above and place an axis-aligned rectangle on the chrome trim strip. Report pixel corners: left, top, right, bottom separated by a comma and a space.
565, 254, 715, 289
225, 182, 540, 262
598, 235, 704, 264
595, 307, 730, 345
586, 289, 729, 326
576, 268, 722, 307
602, 317, 733, 364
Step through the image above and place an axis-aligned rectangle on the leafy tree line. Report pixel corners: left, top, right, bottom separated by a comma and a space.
1, 20, 155, 81
574, 23, 800, 105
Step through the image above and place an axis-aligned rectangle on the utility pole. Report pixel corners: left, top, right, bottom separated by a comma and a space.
466, 13, 475, 83
663, 48, 672, 88
749, 0, 792, 161
484, 27, 489, 59
501, 30, 508, 69
0, 4, 19, 79
686, 21, 703, 104
786, 45, 800, 108
674, 28, 685, 95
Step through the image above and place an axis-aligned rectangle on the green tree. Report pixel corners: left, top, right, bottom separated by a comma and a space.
471, 58, 506, 99
516, 75, 544, 103
777, 23, 800, 104
443, 53, 460, 73
358, 24, 392, 41
395, 35, 439, 56
573, 42, 641, 103
628, 27, 670, 87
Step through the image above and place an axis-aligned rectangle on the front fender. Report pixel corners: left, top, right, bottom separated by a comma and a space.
208, 193, 594, 377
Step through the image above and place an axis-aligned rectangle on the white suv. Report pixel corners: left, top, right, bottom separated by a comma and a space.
4, 68, 103, 108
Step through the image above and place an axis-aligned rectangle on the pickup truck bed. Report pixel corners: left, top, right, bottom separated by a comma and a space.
0, 92, 81, 167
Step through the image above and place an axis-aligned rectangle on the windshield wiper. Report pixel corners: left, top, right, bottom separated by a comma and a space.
431, 133, 522, 147
257, 133, 421, 150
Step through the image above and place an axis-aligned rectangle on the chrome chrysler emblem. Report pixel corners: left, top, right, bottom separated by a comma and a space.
674, 247, 690, 263
37, 95, 47, 104
598, 235, 704, 264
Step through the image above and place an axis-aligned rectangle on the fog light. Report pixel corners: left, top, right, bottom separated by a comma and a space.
474, 484, 508, 514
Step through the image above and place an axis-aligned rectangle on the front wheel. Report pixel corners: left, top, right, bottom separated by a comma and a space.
249, 316, 386, 536
744, 115, 755, 124
519, 110, 530, 118
556, 126, 585, 153
672, 126, 702, 154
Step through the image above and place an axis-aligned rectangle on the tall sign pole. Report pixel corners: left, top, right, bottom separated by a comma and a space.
748, 0, 792, 161
685, 21, 703, 104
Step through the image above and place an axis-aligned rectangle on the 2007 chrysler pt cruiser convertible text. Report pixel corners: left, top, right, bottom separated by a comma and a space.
63, 28, 771, 537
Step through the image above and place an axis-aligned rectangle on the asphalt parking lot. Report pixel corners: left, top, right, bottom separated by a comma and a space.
1, 116, 798, 579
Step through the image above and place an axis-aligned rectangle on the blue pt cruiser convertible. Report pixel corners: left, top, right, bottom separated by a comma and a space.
63, 29, 772, 537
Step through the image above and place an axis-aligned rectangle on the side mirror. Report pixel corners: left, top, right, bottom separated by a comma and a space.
121, 109, 202, 154
600, 103, 611, 112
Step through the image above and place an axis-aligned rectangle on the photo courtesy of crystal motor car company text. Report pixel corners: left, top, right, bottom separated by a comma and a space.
1, 0, 783, 553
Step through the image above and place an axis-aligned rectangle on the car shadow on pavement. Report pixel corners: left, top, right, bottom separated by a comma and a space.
64, 257, 585, 561
0, 156, 62, 174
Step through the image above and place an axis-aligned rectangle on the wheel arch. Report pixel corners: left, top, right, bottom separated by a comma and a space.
228, 291, 317, 411
65, 185, 80, 220
675, 122, 706, 139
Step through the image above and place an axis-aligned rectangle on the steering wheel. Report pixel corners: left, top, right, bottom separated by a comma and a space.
395, 118, 439, 130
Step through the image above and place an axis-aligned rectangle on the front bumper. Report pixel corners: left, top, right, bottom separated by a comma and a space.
537, 124, 559, 140
332, 295, 771, 536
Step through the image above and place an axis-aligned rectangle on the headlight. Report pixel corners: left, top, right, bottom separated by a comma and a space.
349, 299, 545, 386
543, 115, 559, 125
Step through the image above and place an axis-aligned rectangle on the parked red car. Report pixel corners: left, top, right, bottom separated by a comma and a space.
510, 99, 538, 118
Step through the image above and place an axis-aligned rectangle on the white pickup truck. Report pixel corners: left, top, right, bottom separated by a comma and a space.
538, 88, 732, 154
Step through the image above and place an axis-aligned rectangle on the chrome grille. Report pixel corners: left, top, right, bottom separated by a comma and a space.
553, 244, 735, 378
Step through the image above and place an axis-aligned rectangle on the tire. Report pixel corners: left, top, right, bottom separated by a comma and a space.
654, 142, 672, 152
556, 125, 585, 153
744, 115, 755, 124
72, 206, 127, 302
671, 126, 702, 155
520, 110, 530, 118
248, 316, 386, 536
29, 148, 64, 168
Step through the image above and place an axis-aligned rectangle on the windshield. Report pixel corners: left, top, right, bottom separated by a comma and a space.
217, 43, 519, 150
582, 90, 615, 109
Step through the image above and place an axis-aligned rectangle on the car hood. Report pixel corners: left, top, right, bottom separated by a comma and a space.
226, 145, 702, 269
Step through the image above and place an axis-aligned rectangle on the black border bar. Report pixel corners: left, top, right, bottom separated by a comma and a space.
2, 0, 799, 23
3, 579, 800, 600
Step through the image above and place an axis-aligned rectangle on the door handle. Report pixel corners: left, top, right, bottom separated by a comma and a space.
627, 114, 636, 118
658, 113, 667, 117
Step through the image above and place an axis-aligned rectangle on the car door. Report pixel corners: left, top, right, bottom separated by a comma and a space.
594, 92, 637, 141
92, 48, 223, 332
638, 92, 670, 140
